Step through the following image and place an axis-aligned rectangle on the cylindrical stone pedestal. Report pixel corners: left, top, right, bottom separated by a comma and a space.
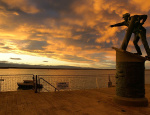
113, 47, 148, 107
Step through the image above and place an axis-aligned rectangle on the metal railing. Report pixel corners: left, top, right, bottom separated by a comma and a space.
0, 74, 116, 92
0, 73, 149, 93
39, 77, 59, 92
37, 74, 116, 92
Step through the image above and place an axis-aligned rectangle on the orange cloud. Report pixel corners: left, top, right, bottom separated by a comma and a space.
96, 27, 119, 43
1, 0, 150, 68
130, 0, 150, 13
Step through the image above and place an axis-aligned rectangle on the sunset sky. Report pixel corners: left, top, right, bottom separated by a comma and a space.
1, 0, 150, 69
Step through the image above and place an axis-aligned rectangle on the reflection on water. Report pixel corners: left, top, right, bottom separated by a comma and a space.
0, 69, 150, 92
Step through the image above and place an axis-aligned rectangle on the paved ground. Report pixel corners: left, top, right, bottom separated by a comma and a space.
0, 85, 150, 115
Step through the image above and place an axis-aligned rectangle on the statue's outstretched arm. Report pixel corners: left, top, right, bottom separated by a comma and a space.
110, 22, 125, 27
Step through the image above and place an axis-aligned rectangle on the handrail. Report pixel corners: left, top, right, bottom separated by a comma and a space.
39, 77, 59, 92
42, 87, 50, 92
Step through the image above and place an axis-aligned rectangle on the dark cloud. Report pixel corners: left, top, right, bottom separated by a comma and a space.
62, 54, 93, 63
43, 61, 48, 62
1, 46, 12, 50
10, 58, 21, 60
64, 37, 113, 51
21, 40, 49, 50
35, 0, 74, 12
0, 43, 4, 45
0, 61, 8, 63
0, 0, 76, 27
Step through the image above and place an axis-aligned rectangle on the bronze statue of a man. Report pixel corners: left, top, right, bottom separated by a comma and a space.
110, 13, 150, 58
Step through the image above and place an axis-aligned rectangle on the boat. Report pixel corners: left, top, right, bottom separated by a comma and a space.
17, 80, 43, 90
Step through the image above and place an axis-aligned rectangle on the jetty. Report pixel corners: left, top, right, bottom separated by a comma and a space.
0, 85, 150, 115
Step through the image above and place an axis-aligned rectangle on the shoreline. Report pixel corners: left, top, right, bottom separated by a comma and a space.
0, 67, 116, 70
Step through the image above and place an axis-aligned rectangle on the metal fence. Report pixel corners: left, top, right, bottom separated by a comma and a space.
0, 74, 150, 92
0, 74, 34, 92
37, 74, 116, 92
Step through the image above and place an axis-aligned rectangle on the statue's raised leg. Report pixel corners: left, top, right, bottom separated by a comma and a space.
139, 31, 150, 56
133, 34, 142, 55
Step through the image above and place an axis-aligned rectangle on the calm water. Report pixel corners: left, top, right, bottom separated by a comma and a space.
0, 69, 150, 92
0, 69, 116, 75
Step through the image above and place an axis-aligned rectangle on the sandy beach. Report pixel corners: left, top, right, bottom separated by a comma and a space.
0, 85, 150, 115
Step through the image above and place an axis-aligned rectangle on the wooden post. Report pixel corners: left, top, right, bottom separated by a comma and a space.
35, 75, 38, 93
39, 78, 40, 92
33, 75, 35, 87
108, 75, 112, 87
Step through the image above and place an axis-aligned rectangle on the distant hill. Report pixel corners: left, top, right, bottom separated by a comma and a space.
0, 62, 95, 69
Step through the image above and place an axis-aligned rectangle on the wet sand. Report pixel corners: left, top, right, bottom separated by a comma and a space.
0, 85, 150, 115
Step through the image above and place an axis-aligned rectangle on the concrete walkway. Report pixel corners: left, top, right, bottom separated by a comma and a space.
0, 85, 150, 115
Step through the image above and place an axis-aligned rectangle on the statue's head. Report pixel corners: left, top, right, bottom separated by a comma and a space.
122, 13, 130, 21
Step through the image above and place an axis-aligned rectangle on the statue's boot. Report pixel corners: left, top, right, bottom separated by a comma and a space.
145, 56, 150, 60
134, 53, 142, 55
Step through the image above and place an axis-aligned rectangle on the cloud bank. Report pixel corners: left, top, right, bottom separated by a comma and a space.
0, 0, 150, 68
